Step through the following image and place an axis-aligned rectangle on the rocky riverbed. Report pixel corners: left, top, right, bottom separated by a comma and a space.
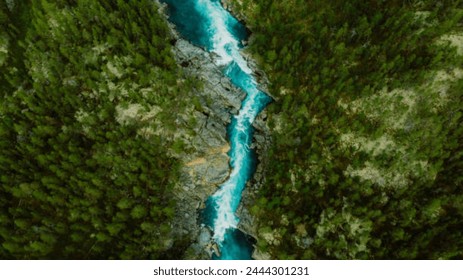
156, 1, 272, 259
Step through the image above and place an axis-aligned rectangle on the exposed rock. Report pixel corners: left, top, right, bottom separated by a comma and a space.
217, 0, 274, 257
241, 51, 273, 97
198, 227, 212, 246
211, 242, 221, 257
173, 38, 247, 111
157, 0, 272, 259
235, 105, 272, 259
221, 0, 247, 23
156, 7, 244, 258
252, 249, 271, 260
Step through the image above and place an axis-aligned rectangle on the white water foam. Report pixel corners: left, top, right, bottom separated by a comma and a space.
197, 0, 252, 73
194, 0, 264, 242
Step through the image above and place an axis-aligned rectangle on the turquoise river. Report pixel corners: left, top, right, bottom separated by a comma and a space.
161, 0, 271, 260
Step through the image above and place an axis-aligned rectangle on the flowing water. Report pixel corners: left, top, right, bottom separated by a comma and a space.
161, 0, 271, 260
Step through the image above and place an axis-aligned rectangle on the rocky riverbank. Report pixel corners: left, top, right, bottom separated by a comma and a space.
236, 110, 272, 260
156, 1, 272, 259
220, 0, 274, 260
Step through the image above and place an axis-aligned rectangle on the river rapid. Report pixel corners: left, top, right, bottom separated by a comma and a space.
161, 0, 271, 260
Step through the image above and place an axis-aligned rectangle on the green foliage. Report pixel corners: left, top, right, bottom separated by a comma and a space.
0, 0, 193, 259
232, 0, 463, 259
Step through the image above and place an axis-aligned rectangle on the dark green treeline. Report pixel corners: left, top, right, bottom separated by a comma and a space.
2, 0, 463, 260
229, 0, 463, 259
0, 0, 196, 259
